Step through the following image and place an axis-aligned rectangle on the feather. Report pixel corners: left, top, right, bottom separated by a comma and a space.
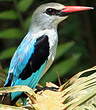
4, 34, 50, 102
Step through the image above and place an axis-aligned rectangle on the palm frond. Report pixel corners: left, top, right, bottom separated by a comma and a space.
0, 66, 96, 110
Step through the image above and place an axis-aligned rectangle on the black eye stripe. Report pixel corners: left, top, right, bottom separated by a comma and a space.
45, 8, 68, 16
45, 8, 60, 16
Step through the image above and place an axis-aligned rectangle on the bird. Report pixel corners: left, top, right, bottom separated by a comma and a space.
4, 2, 93, 104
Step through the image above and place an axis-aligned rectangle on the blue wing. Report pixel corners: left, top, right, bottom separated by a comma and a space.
4, 34, 49, 102
4, 33, 36, 86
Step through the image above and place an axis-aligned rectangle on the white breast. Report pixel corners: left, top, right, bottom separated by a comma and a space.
43, 29, 58, 74
47, 29, 58, 60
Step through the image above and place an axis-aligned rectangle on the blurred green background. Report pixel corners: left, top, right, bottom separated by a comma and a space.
0, 0, 95, 86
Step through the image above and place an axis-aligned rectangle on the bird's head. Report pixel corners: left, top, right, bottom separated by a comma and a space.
30, 3, 93, 31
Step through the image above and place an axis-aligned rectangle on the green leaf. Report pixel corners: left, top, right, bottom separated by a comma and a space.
24, 16, 32, 30
56, 42, 75, 59
0, 28, 23, 39
40, 54, 81, 85
18, 0, 34, 12
0, 10, 18, 20
0, 47, 16, 60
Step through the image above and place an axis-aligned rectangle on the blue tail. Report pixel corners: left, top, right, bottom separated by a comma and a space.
11, 63, 46, 104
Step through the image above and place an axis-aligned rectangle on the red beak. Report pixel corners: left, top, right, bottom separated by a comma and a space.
61, 6, 94, 13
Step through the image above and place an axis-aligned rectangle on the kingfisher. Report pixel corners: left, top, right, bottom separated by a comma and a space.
4, 2, 93, 104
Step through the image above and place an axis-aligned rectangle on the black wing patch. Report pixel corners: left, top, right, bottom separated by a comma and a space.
4, 73, 13, 87
19, 35, 49, 80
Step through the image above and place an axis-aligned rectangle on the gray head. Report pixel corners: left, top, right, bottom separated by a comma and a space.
30, 2, 93, 32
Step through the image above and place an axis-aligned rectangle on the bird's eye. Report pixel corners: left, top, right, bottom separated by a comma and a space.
45, 8, 56, 15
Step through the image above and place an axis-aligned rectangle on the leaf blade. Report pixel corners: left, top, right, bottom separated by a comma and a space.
0, 10, 18, 20
56, 42, 75, 59
40, 54, 81, 85
18, 0, 34, 12
0, 28, 23, 39
0, 47, 16, 60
